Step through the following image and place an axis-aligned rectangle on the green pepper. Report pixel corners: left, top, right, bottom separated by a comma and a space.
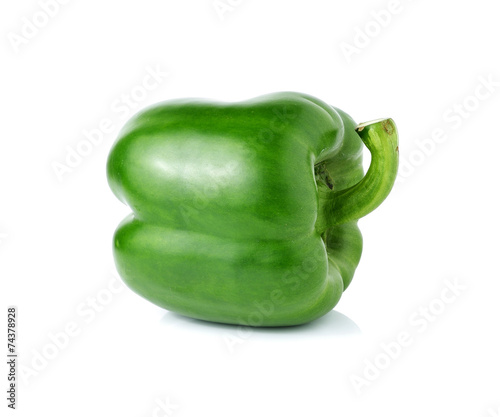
107, 92, 398, 326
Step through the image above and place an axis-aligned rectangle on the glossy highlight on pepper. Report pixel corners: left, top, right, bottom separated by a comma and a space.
107, 92, 399, 326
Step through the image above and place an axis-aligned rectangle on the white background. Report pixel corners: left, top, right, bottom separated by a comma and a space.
2, 0, 500, 416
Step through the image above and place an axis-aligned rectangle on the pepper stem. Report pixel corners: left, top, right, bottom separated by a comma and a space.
330, 118, 399, 226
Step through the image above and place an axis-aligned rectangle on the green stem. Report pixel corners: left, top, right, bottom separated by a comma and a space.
322, 118, 399, 228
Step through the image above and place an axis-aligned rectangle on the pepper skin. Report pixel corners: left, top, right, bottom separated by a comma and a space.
107, 92, 398, 326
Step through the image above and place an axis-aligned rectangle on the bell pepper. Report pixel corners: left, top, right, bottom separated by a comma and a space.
107, 92, 398, 326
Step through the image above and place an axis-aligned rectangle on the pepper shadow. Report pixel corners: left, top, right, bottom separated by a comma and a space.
160, 309, 361, 337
